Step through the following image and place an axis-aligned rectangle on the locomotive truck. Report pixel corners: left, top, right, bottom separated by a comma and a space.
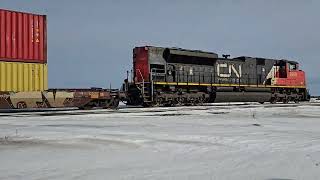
124, 46, 309, 107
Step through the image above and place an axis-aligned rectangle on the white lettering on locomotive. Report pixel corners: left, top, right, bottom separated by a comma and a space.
217, 63, 242, 78
189, 67, 193, 75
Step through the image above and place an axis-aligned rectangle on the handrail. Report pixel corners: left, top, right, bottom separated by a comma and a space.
150, 69, 155, 102
136, 69, 145, 97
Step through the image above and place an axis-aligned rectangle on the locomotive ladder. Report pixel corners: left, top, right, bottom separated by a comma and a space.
136, 69, 153, 104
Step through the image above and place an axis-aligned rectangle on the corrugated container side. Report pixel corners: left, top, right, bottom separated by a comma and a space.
0, 9, 47, 63
0, 61, 48, 92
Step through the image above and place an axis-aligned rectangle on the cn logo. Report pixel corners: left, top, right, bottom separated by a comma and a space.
217, 63, 242, 78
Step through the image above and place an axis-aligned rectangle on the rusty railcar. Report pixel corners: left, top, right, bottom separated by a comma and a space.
0, 88, 122, 110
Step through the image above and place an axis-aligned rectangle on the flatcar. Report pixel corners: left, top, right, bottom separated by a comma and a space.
0, 88, 121, 110
124, 46, 309, 106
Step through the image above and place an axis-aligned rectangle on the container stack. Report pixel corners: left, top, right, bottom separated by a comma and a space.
0, 9, 48, 92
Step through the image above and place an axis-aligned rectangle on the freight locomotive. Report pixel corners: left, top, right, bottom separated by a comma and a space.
124, 46, 309, 107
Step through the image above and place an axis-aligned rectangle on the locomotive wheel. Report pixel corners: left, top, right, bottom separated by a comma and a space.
175, 97, 183, 106
17, 102, 27, 109
155, 97, 164, 106
152, 98, 161, 107
294, 96, 300, 104
199, 97, 206, 105
259, 102, 265, 104
179, 97, 186, 106
194, 99, 201, 106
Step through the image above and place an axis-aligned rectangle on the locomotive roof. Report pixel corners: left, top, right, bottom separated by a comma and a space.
138, 46, 218, 59
235, 56, 299, 64
138, 46, 299, 64
164, 47, 218, 59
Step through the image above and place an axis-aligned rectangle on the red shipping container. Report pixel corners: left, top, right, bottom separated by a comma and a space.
0, 9, 47, 63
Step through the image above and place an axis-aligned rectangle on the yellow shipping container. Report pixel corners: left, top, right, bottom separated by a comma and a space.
0, 61, 48, 92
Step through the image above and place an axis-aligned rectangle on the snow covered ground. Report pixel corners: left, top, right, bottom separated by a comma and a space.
1, 102, 320, 180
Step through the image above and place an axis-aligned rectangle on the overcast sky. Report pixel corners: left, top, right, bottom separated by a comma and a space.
1, 0, 319, 95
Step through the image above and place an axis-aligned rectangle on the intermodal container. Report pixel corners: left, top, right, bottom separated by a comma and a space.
0, 61, 48, 92
0, 9, 47, 63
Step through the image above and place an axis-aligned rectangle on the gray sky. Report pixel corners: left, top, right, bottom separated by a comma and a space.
2, 0, 319, 95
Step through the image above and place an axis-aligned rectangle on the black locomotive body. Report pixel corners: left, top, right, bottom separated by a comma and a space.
125, 46, 309, 106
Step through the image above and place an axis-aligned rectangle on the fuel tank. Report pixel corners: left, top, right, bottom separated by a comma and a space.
215, 92, 271, 102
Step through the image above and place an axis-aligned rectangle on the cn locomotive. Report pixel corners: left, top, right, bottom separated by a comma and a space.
124, 46, 309, 107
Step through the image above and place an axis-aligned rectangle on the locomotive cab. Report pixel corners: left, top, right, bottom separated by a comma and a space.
274, 60, 306, 87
